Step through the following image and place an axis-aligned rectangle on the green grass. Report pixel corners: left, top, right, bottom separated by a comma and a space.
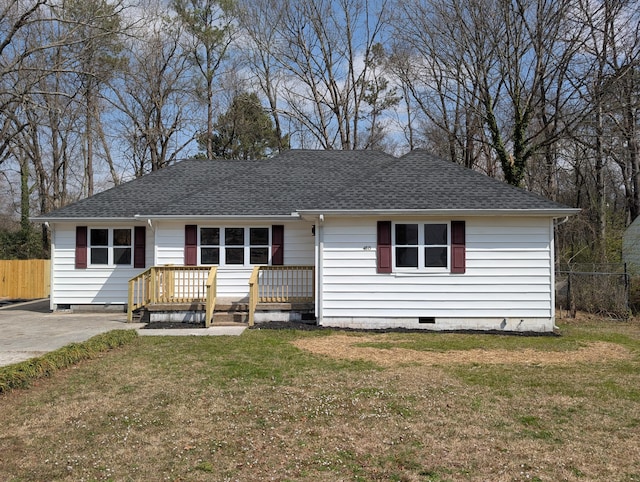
1, 319, 639, 481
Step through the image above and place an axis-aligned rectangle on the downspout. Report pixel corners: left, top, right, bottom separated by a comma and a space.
147, 218, 157, 266
551, 216, 570, 330
46, 222, 55, 311
550, 217, 557, 330
135, 215, 156, 266
315, 214, 324, 325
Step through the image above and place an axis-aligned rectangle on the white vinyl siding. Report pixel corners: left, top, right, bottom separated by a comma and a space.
156, 220, 314, 300
320, 217, 553, 320
50, 223, 153, 306
51, 220, 314, 306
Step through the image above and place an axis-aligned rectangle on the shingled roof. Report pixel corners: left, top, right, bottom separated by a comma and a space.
36, 149, 576, 220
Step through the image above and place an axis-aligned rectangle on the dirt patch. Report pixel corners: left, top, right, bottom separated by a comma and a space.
291, 335, 633, 366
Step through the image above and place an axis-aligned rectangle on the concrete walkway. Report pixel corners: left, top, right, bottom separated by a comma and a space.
0, 300, 246, 367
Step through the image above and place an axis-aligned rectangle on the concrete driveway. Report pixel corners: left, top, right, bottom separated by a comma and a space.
0, 300, 144, 367
0, 300, 245, 367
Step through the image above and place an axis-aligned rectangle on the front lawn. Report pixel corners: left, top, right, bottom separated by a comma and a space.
1, 317, 639, 481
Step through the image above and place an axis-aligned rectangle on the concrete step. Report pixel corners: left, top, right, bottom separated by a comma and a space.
149, 310, 205, 323
212, 312, 249, 324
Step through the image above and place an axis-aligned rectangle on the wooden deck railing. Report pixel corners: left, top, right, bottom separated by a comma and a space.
129, 265, 312, 326
127, 266, 216, 322
128, 267, 153, 320
248, 265, 315, 326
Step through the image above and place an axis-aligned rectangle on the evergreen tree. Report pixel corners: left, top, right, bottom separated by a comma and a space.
200, 92, 288, 159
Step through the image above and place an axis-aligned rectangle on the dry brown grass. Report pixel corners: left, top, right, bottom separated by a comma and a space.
292, 335, 633, 366
1, 319, 639, 481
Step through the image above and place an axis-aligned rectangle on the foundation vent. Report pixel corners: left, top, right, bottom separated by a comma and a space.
418, 317, 436, 324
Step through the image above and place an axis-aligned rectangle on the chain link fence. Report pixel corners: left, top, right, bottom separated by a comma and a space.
556, 263, 630, 319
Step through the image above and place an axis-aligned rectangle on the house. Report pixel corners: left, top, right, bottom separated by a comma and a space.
34, 150, 579, 332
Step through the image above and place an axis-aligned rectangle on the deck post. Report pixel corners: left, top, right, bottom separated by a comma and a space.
205, 267, 217, 328
127, 279, 134, 322
248, 266, 260, 327
149, 267, 157, 303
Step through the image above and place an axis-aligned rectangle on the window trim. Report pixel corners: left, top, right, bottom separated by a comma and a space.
87, 227, 133, 268
392, 222, 450, 273
198, 226, 272, 267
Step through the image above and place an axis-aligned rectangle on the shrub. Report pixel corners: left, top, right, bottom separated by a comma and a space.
0, 330, 138, 394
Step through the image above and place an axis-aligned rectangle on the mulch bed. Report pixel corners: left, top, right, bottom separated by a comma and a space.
141, 322, 206, 329
250, 320, 559, 336
141, 319, 558, 336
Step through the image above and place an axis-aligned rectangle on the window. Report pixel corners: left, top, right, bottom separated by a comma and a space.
394, 223, 449, 270
250, 228, 270, 264
89, 228, 132, 266
199, 226, 271, 266
395, 224, 419, 267
424, 224, 448, 268
200, 228, 220, 265
225, 227, 244, 264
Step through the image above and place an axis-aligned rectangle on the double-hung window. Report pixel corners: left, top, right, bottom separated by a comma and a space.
200, 228, 220, 265
199, 227, 270, 266
89, 228, 132, 266
394, 222, 449, 270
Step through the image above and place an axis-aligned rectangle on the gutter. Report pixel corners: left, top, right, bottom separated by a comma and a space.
137, 214, 301, 222
296, 208, 581, 218
33, 209, 581, 223
31, 216, 144, 223
32, 213, 303, 223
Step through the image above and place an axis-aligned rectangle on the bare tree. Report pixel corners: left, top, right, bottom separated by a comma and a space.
57, 0, 127, 196
110, 19, 194, 176
0, 0, 49, 165
173, 0, 234, 160
234, 0, 288, 153
394, 0, 582, 186
569, 0, 640, 259
390, 5, 488, 169
239, 0, 395, 150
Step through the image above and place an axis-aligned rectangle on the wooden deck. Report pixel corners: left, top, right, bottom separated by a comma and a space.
128, 265, 315, 326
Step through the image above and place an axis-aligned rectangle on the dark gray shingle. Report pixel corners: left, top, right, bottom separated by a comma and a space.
38, 149, 572, 219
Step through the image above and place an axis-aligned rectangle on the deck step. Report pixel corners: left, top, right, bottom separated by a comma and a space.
212, 312, 249, 324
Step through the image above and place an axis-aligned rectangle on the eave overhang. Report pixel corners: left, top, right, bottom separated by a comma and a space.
32, 213, 303, 223
295, 208, 581, 218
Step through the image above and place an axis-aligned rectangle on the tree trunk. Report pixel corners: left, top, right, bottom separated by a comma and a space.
594, 101, 607, 261
85, 82, 94, 197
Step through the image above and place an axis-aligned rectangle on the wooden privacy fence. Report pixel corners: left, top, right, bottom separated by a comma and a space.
0, 259, 50, 299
